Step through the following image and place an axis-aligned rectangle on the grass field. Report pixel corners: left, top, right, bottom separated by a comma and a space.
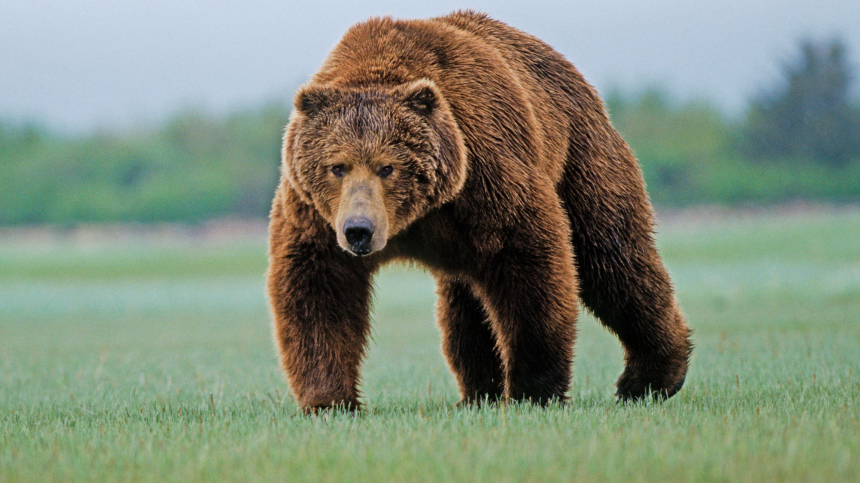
1, 208, 859, 481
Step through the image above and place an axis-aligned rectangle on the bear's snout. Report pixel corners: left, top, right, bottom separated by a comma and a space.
343, 217, 375, 255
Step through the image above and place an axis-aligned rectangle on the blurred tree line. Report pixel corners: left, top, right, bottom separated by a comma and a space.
1, 38, 859, 225
609, 36, 860, 206
0, 104, 288, 224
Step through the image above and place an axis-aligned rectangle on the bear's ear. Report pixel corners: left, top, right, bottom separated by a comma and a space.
294, 85, 333, 117
400, 79, 439, 116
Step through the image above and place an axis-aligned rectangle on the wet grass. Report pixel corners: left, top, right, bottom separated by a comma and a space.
1, 209, 858, 481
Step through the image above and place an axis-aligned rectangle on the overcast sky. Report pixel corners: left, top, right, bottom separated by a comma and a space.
2, 0, 859, 132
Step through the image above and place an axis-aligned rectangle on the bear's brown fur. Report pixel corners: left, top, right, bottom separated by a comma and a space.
267, 11, 692, 410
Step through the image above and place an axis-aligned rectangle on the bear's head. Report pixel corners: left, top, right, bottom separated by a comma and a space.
282, 78, 467, 256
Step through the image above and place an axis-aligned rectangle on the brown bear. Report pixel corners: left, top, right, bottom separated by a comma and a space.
267, 10, 692, 410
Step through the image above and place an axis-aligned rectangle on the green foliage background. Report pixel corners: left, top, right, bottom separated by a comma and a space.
606, 87, 860, 207
2, 39, 859, 225
0, 104, 288, 225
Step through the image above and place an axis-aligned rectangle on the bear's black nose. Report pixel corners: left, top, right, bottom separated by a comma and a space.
344, 217, 375, 255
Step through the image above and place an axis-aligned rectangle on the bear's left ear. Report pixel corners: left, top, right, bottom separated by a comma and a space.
399, 79, 440, 116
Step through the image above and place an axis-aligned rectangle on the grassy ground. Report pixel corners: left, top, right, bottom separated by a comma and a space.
1, 208, 858, 481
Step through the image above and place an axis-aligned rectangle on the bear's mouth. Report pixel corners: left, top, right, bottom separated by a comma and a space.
348, 246, 372, 256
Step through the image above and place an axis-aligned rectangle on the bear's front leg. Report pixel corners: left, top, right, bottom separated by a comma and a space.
267, 199, 374, 411
471, 214, 580, 404
436, 277, 505, 405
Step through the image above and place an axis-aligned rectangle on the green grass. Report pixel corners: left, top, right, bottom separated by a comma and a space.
1, 209, 859, 481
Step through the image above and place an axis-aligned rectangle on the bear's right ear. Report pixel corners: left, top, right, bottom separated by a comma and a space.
294, 85, 333, 117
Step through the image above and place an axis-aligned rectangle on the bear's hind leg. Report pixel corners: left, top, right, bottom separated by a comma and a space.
560, 157, 692, 401
436, 277, 505, 405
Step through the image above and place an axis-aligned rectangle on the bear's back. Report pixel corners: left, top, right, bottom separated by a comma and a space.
436, 11, 609, 183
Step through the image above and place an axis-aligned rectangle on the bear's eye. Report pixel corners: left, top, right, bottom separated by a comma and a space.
331, 165, 345, 177
378, 165, 394, 178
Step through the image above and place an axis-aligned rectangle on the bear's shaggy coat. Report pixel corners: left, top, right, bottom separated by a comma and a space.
268, 11, 692, 410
